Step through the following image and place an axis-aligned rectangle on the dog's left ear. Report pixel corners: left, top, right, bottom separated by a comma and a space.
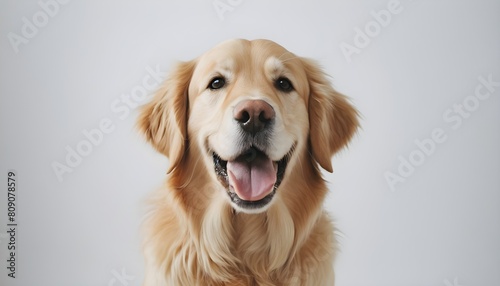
302, 58, 360, 173
137, 60, 196, 173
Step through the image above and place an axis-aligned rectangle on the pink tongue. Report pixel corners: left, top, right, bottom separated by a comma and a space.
227, 151, 277, 201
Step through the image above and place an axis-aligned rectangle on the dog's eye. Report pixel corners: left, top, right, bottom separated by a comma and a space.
275, 77, 293, 92
208, 77, 226, 90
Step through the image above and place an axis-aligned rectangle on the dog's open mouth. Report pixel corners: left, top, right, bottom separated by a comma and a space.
213, 147, 290, 211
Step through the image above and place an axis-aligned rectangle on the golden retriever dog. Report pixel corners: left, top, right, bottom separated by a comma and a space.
138, 39, 359, 285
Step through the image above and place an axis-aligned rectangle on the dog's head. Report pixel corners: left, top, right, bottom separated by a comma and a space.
139, 39, 359, 214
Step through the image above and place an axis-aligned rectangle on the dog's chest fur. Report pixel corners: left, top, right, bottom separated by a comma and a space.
143, 184, 336, 286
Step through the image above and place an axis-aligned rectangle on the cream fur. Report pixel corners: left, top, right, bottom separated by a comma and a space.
138, 39, 359, 285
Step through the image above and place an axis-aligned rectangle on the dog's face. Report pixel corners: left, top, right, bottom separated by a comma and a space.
139, 39, 358, 214
188, 40, 310, 213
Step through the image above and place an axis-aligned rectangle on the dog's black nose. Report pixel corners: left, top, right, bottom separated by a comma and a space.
234, 100, 275, 135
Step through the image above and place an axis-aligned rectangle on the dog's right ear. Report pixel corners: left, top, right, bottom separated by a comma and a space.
137, 60, 196, 173
301, 58, 359, 173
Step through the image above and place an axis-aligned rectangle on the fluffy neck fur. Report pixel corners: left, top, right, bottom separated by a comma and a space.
143, 148, 332, 285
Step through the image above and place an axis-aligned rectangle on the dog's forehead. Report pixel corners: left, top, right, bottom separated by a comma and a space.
188, 39, 310, 99
195, 39, 300, 74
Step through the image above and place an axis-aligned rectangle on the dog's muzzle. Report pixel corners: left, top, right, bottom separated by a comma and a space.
210, 99, 295, 211
213, 147, 289, 211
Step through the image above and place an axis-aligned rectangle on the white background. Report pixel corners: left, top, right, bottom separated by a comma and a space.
1, 0, 499, 285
